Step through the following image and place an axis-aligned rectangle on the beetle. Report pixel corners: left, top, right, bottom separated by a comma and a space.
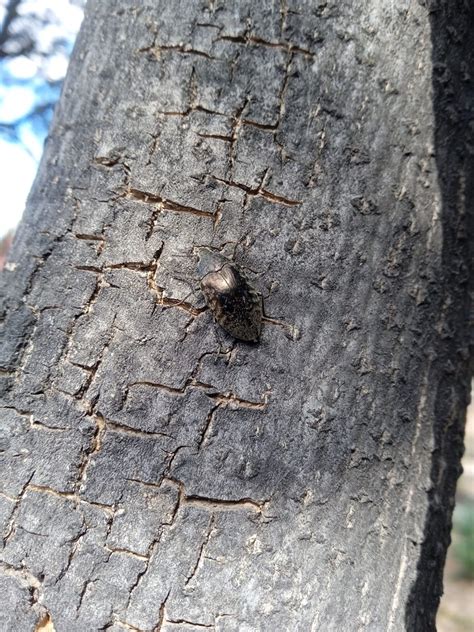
197, 247, 263, 342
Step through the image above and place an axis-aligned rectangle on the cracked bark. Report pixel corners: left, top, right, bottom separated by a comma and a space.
0, 1, 473, 631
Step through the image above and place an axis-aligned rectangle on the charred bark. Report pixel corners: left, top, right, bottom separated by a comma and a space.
0, 1, 472, 631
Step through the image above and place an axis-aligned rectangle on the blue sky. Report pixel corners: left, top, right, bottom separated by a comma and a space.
0, 0, 84, 237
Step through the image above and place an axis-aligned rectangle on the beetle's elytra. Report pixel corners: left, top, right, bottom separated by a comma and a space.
197, 248, 263, 342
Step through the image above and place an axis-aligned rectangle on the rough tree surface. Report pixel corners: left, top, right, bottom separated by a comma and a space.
0, 1, 472, 631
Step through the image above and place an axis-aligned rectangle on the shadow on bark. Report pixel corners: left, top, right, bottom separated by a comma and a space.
405, 2, 474, 630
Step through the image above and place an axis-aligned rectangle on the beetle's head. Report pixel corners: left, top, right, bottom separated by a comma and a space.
196, 247, 230, 279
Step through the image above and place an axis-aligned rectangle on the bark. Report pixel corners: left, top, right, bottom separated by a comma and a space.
0, 1, 472, 631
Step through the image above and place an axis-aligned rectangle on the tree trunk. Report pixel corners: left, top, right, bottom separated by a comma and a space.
1, 1, 472, 631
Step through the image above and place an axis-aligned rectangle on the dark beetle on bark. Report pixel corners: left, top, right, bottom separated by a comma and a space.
197, 247, 263, 342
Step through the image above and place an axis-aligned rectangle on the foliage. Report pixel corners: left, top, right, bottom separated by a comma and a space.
0, 0, 84, 159
452, 500, 474, 579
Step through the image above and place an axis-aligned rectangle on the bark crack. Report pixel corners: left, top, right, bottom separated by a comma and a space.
0, 560, 46, 624
153, 590, 171, 631
105, 419, 175, 441
262, 315, 300, 340
197, 403, 221, 450
126, 377, 269, 414
162, 619, 214, 629
208, 175, 302, 207
76, 413, 107, 494
216, 34, 314, 57
27, 483, 114, 515
161, 477, 266, 515
184, 515, 216, 587
126, 188, 216, 220
3, 472, 35, 544
138, 43, 216, 61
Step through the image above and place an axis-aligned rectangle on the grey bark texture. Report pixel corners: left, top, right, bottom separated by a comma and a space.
0, 1, 473, 631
